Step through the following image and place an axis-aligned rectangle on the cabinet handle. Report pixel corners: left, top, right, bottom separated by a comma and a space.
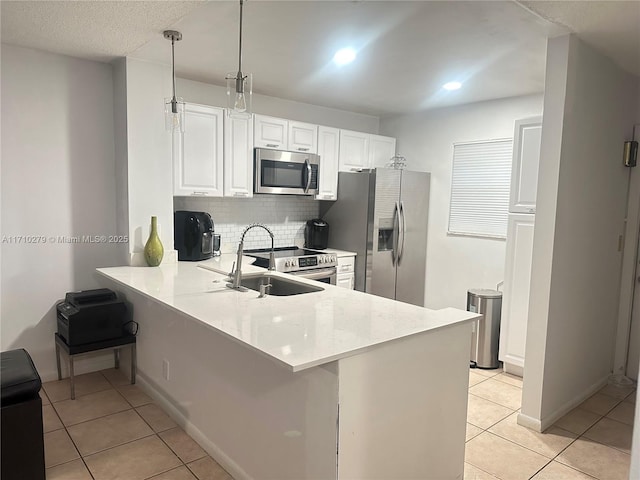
234, 192, 249, 197
266, 143, 279, 148
297, 147, 310, 152
350, 168, 363, 172
191, 191, 208, 196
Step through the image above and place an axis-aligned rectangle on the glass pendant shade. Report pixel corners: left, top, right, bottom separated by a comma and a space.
165, 96, 185, 132
226, 72, 252, 118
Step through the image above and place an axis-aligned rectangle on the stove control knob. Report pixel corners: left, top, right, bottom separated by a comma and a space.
286, 260, 293, 268
318, 257, 324, 264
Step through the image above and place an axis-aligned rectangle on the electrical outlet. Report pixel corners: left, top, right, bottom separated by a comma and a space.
162, 359, 170, 380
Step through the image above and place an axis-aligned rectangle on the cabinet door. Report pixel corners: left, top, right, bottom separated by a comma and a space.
224, 113, 254, 198
369, 135, 397, 168
315, 126, 340, 200
510, 117, 542, 213
336, 273, 354, 289
254, 114, 288, 150
499, 214, 535, 372
339, 130, 370, 172
288, 121, 318, 153
174, 104, 224, 197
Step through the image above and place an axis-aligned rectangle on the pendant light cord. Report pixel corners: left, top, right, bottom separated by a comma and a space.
237, 0, 244, 76
171, 36, 177, 112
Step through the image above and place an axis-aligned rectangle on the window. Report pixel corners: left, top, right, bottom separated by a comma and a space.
448, 139, 512, 239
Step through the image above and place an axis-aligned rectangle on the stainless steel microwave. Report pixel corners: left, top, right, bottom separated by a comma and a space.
254, 148, 319, 195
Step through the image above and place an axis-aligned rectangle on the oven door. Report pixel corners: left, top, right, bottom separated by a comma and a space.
254, 149, 319, 195
288, 267, 337, 285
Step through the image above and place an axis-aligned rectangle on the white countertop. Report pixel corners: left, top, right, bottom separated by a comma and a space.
97, 256, 477, 372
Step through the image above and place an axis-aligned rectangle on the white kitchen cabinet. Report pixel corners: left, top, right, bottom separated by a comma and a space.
510, 116, 542, 214
288, 121, 318, 153
254, 114, 288, 150
339, 130, 370, 172
499, 214, 535, 375
315, 126, 340, 200
369, 134, 397, 168
336, 255, 355, 289
224, 113, 254, 198
174, 103, 224, 197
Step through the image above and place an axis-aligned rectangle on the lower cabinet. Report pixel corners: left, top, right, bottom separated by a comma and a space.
499, 213, 535, 376
336, 255, 356, 289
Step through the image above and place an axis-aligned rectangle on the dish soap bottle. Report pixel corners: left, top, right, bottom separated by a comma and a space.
144, 216, 164, 267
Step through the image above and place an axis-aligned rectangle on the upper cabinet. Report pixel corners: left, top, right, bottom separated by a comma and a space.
254, 115, 288, 150
173, 103, 224, 197
369, 135, 397, 168
288, 121, 318, 153
224, 113, 254, 198
510, 116, 542, 213
254, 115, 318, 153
339, 130, 370, 171
315, 126, 340, 201
338, 131, 396, 172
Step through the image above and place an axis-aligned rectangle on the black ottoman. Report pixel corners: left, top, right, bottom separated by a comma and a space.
1, 349, 45, 480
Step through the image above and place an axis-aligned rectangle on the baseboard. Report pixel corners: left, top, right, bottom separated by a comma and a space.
516, 412, 542, 432
135, 373, 253, 480
519, 375, 610, 432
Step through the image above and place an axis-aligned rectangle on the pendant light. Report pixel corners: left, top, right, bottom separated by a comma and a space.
164, 30, 185, 132
226, 0, 252, 118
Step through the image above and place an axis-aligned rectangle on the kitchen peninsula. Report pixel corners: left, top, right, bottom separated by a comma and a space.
97, 258, 478, 480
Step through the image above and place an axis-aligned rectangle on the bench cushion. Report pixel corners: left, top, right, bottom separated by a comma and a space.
1, 349, 42, 406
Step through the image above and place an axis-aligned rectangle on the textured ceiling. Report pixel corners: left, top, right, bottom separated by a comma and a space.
520, 0, 640, 77
2, 1, 638, 116
1, 0, 204, 62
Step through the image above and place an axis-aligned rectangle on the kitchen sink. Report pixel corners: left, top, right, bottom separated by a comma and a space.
240, 274, 324, 296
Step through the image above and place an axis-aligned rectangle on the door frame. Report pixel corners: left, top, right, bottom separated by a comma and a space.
613, 124, 640, 377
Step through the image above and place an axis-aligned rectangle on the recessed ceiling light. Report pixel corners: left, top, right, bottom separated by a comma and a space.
333, 48, 357, 66
443, 81, 462, 91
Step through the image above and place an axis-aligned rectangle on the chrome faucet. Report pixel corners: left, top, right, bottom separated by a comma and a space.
228, 223, 275, 290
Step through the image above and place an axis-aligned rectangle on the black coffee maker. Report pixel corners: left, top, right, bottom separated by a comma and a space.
174, 211, 215, 261
305, 219, 329, 250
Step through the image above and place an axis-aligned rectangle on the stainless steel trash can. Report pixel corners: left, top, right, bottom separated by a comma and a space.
467, 289, 502, 369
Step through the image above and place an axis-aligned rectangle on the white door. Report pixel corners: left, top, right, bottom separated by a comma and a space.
315, 126, 340, 200
499, 213, 535, 375
510, 117, 542, 213
173, 103, 224, 197
339, 130, 370, 172
288, 121, 318, 153
628, 241, 640, 380
224, 113, 254, 198
369, 135, 397, 169
254, 114, 288, 150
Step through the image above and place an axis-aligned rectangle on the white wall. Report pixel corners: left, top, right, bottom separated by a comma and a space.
379, 94, 543, 309
123, 58, 175, 266
177, 78, 380, 134
521, 35, 639, 430
1, 45, 121, 380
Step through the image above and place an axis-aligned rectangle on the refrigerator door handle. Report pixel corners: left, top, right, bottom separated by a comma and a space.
398, 201, 406, 262
392, 201, 400, 266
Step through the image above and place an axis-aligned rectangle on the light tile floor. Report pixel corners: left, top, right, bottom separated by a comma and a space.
464, 368, 636, 480
41, 369, 233, 480
41, 367, 635, 479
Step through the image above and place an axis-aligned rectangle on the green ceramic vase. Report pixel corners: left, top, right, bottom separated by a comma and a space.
144, 216, 164, 267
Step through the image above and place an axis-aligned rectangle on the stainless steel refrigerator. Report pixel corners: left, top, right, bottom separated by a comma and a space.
321, 168, 430, 306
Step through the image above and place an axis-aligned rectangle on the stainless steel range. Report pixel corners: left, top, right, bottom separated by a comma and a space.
244, 247, 337, 285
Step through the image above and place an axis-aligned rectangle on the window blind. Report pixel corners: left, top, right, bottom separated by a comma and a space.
448, 139, 512, 239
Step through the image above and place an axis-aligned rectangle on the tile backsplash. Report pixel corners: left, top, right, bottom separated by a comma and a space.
174, 196, 320, 253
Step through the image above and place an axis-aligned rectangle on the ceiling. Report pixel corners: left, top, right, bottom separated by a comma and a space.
1, 1, 639, 117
